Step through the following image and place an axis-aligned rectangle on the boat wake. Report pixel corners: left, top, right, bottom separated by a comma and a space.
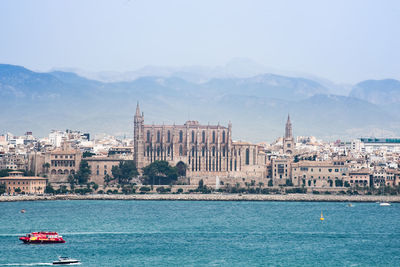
0, 263, 53, 266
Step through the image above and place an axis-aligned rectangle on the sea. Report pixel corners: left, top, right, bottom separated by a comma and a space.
0, 200, 399, 266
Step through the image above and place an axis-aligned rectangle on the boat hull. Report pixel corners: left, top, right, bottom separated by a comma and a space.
20, 238, 65, 244
53, 260, 80, 265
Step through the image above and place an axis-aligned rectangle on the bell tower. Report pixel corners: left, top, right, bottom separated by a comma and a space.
134, 102, 145, 170
283, 114, 295, 154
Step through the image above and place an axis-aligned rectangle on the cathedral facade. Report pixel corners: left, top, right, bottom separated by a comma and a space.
133, 103, 267, 185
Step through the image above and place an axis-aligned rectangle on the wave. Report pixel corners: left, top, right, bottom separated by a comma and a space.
0, 263, 53, 266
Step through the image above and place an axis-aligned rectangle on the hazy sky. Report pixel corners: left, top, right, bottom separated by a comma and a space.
0, 0, 399, 83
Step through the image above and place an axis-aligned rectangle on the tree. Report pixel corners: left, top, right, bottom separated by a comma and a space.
93, 183, 99, 191
42, 163, 50, 173
67, 174, 75, 189
104, 174, 113, 185
83, 151, 95, 158
0, 169, 11, 177
74, 160, 91, 184
14, 187, 21, 193
176, 161, 187, 177
112, 161, 139, 185
0, 183, 6, 195
45, 183, 55, 194
268, 179, 273, 187
258, 182, 264, 193
198, 179, 204, 190
142, 161, 178, 185
285, 179, 293, 186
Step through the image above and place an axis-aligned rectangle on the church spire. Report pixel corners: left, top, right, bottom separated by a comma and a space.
285, 114, 292, 138
135, 102, 141, 117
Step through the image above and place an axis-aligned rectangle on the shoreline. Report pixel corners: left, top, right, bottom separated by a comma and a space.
1, 194, 399, 202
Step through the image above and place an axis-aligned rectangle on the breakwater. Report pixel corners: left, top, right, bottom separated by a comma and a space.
1, 193, 399, 202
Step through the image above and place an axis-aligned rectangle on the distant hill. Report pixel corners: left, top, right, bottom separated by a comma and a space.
350, 79, 400, 105
1, 64, 399, 141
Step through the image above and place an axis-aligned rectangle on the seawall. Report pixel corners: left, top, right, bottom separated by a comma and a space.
1, 194, 400, 202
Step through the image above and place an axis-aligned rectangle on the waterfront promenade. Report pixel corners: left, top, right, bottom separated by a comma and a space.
1, 193, 400, 202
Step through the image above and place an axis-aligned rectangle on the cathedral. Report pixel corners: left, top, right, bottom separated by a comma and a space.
133, 103, 267, 185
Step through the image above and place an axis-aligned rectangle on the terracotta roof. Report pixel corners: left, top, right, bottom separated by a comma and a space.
0, 176, 47, 180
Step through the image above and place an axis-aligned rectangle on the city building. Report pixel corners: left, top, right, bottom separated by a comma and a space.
0, 171, 47, 195
133, 103, 267, 185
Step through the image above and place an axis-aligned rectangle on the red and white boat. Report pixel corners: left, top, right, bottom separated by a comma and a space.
19, 232, 66, 244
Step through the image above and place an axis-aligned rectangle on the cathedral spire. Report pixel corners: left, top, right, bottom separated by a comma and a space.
285, 114, 292, 138
135, 102, 141, 117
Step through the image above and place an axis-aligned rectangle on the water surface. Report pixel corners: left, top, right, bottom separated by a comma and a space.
0, 200, 398, 266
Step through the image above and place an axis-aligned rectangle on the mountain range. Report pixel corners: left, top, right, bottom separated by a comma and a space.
1, 63, 400, 142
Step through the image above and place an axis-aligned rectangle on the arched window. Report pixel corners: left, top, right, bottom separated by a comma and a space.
212, 131, 215, 143
191, 130, 195, 143
179, 145, 183, 156
51, 169, 56, 174
168, 146, 170, 155
157, 147, 160, 156
57, 169, 63, 175
223, 146, 226, 157
70, 170, 75, 175
202, 147, 205, 157
192, 147, 195, 156
64, 169, 69, 175
147, 146, 150, 156
202, 131, 205, 143
222, 131, 225, 143
245, 148, 250, 165
157, 131, 160, 142
212, 147, 215, 157
179, 130, 183, 143
147, 130, 150, 142
167, 130, 171, 142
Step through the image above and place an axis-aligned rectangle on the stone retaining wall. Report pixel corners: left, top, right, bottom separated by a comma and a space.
1, 194, 399, 202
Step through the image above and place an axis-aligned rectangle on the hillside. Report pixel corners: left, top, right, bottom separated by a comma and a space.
1, 64, 399, 141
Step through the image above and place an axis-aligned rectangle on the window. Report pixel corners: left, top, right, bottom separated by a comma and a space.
202, 131, 205, 143
157, 131, 160, 142
245, 148, 250, 165
192, 130, 195, 143
212, 131, 215, 143
202, 147, 205, 157
222, 131, 225, 143
167, 131, 171, 142
212, 147, 215, 156
147, 131, 150, 142
179, 131, 183, 143
179, 145, 183, 156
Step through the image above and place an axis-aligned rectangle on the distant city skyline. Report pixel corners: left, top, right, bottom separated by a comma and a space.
0, 0, 399, 84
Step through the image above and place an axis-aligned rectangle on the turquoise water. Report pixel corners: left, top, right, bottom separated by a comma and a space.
0, 200, 399, 266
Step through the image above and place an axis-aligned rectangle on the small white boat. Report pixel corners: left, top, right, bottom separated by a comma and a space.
379, 202, 391, 206
53, 257, 81, 265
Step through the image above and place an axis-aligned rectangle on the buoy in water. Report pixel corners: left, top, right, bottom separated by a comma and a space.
320, 211, 324, 221
20, 209, 25, 213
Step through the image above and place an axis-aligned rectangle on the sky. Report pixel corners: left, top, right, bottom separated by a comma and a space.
0, 0, 399, 84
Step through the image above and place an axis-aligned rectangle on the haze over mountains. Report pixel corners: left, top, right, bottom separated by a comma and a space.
1, 61, 400, 142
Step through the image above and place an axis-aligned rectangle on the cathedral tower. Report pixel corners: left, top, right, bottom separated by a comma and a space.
134, 102, 145, 170
283, 114, 295, 154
